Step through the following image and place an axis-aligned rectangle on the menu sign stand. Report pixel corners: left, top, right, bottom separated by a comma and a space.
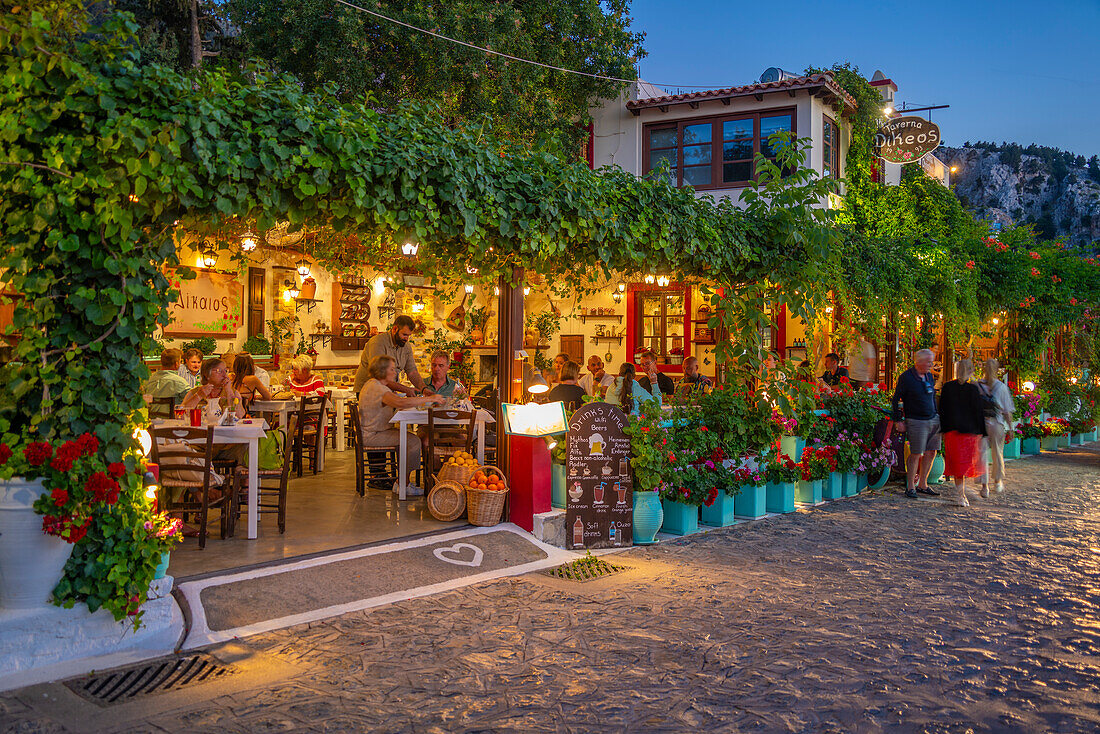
565, 402, 632, 549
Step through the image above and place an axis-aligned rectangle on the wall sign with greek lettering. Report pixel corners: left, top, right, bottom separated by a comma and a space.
874, 116, 941, 164
565, 402, 632, 549
164, 267, 244, 338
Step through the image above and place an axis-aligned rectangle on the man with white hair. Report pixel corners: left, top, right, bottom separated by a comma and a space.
892, 348, 941, 498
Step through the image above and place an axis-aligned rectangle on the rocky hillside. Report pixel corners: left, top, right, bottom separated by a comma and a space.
937, 144, 1100, 247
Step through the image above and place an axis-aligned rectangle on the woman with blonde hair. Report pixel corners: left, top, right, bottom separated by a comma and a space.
938, 358, 988, 506
978, 358, 1014, 495
287, 354, 325, 395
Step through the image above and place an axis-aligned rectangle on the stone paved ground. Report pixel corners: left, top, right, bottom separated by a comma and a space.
5, 445, 1100, 733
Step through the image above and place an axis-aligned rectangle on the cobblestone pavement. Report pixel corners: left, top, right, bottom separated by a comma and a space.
5, 446, 1100, 733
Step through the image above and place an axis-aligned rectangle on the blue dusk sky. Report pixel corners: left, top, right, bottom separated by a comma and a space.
629, 0, 1100, 158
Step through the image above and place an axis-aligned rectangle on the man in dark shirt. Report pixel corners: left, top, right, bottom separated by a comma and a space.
637, 351, 675, 396
891, 348, 941, 498
820, 352, 850, 388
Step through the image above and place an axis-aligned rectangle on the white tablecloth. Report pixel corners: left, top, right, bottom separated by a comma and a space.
388, 408, 495, 500
150, 418, 268, 539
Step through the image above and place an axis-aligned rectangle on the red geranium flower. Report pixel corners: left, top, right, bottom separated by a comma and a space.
51, 488, 68, 507
1029, 251, 1040, 259
965, 261, 975, 269
85, 471, 119, 503
23, 442, 53, 467
75, 433, 99, 456
1071, 297, 1078, 306
0, 444, 11, 465
107, 462, 125, 478
1030, 267, 1040, 276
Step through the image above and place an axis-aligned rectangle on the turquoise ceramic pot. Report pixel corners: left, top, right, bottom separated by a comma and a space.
824, 473, 844, 500
632, 491, 663, 545
1003, 437, 1021, 460
734, 484, 767, 518
867, 466, 890, 489
1021, 437, 1040, 455
1041, 435, 1060, 451
551, 463, 566, 509
766, 481, 795, 513
927, 453, 945, 485
153, 552, 170, 580
796, 479, 822, 504
856, 473, 868, 492
660, 499, 699, 536
701, 490, 738, 527
779, 436, 805, 462
1070, 433, 1082, 446
1058, 434, 1070, 448
842, 472, 858, 497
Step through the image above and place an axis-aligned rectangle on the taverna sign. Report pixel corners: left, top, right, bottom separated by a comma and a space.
874, 116, 941, 164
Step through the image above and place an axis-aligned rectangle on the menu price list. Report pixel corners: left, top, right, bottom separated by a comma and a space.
565, 402, 633, 549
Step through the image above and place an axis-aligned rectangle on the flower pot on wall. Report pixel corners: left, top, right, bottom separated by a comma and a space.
0, 478, 74, 611
1021, 437, 1041, 455
1057, 434, 1070, 448
632, 491, 662, 545
796, 479, 822, 505
824, 472, 844, 500
779, 436, 804, 462
856, 473, 868, 492
660, 499, 699, 536
1003, 437, 1021, 460
1041, 436, 1060, 451
765, 481, 795, 514
734, 484, 766, 518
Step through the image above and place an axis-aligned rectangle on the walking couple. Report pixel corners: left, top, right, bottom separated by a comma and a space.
892, 350, 1014, 506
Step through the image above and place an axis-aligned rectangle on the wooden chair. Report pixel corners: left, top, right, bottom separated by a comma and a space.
292, 393, 329, 477
349, 406, 399, 496
149, 396, 176, 420
423, 408, 477, 491
232, 414, 297, 534
149, 426, 235, 549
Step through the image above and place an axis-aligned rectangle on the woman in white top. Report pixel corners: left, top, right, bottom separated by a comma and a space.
978, 358, 1015, 496
604, 363, 662, 417
358, 355, 444, 497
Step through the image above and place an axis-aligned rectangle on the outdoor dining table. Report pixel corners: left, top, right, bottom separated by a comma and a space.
151, 418, 269, 540
389, 407, 496, 501
250, 387, 356, 470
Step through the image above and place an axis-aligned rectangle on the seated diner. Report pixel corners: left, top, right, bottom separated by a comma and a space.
544, 360, 586, 413
422, 350, 464, 398
605, 362, 662, 417
358, 355, 445, 497
145, 348, 190, 401
178, 358, 248, 462
287, 355, 326, 395
232, 353, 273, 405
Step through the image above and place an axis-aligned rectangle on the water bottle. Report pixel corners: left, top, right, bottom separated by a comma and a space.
609, 523, 617, 545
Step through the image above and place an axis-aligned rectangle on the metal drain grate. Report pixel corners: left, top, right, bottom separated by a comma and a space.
545, 555, 627, 582
65, 653, 237, 706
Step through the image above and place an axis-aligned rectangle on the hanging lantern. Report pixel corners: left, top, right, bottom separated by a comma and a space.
402, 241, 419, 258
612, 291, 623, 304
201, 246, 218, 269
464, 284, 474, 294
656, 275, 670, 287
616, 280, 626, 293
411, 294, 425, 313
240, 231, 258, 252
644, 274, 655, 285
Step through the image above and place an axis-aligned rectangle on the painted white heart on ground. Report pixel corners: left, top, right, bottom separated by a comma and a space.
433, 543, 484, 567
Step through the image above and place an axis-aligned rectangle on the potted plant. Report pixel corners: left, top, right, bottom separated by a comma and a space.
796, 446, 828, 504
0, 434, 113, 610
524, 311, 560, 348
241, 334, 273, 360
145, 514, 184, 579
468, 305, 490, 345
180, 336, 217, 357
763, 453, 800, 513
1017, 422, 1043, 454
668, 346, 684, 366
731, 463, 767, 518
624, 403, 666, 544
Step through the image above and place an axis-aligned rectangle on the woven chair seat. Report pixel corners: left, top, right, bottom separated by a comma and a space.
160, 479, 206, 488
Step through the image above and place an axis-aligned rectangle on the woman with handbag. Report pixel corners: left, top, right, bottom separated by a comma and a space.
938, 359, 988, 507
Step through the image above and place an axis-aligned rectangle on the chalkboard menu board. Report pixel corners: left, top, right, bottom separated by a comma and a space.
565, 402, 632, 549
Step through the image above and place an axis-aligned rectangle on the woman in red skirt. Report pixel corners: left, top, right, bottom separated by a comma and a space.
938, 358, 988, 507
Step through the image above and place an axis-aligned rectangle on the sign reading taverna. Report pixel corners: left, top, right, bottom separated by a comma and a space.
874, 116, 941, 164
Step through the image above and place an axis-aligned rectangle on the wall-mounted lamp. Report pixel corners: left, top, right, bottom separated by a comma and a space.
410, 294, 425, 313
464, 284, 474, 295
283, 278, 300, 300
402, 241, 419, 258
523, 286, 531, 297
616, 280, 626, 293
644, 274, 655, 285
883, 105, 894, 116
656, 274, 670, 287
612, 291, 623, 304
296, 259, 312, 278
466, 265, 479, 275
200, 245, 218, 269
1023, 381, 1035, 392
494, 286, 500, 296
240, 231, 258, 252
950, 166, 958, 173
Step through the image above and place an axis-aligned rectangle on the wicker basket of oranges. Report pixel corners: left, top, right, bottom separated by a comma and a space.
437, 450, 478, 485
465, 465, 508, 527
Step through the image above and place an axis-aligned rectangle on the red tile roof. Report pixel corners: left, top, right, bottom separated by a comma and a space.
625, 72, 858, 114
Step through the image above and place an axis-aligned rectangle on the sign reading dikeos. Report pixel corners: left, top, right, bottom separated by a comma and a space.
565, 402, 633, 549
164, 267, 244, 338
874, 116, 941, 164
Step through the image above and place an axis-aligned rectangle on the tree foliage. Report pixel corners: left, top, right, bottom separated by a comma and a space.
212, 0, 645, 153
